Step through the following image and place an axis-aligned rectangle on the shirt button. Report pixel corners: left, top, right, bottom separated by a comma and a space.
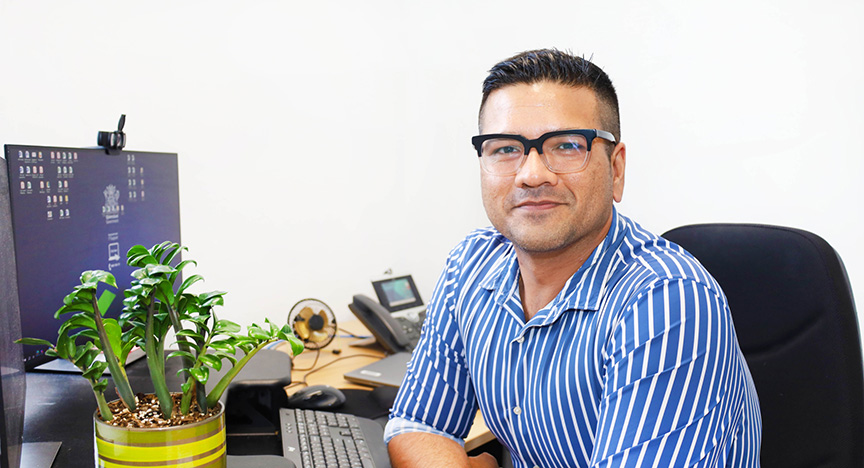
513, 406, 521, 415
516, 336, 524, 344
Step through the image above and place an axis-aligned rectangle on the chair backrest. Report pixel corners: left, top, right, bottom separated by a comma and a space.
662, 224, 863, 468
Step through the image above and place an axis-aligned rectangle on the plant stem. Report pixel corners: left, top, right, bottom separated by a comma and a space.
91, 297, 136, 411
160, 297, 202, 409
206, 339, 275, 408
92, 387, 113, 422
180, 377, 195, 414
145, 297, 173, 418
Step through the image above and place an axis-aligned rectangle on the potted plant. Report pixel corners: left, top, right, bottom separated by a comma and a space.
17, 241, 304, 467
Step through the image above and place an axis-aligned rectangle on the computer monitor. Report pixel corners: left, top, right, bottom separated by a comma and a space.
2, 145, 181, 370
0, 157, 25, 468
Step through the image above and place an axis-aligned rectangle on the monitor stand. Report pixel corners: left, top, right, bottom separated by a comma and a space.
21, 441, 61, 468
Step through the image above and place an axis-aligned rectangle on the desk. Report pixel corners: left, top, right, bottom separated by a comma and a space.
275, 321, 495, 452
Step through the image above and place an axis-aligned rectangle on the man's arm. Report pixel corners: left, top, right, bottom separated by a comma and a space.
591, 278, 760, 466
384, 239, 487, 467
389, 433, 497, 468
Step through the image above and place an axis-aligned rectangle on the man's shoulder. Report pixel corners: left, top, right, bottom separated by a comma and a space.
449, 226, 511, 258
615, 215, 719, 290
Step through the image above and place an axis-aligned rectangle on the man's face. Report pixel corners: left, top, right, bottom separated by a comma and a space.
479, 81, 626, 255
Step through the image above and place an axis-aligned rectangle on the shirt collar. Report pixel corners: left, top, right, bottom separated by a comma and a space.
479, 207, 627, 314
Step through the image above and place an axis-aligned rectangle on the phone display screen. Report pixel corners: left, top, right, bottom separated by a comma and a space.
372, 275, 423, 312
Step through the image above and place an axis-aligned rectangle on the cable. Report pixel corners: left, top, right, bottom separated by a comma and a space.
337, 326, 371, 339
300, 353, 382, 387
291, 347, 321, 372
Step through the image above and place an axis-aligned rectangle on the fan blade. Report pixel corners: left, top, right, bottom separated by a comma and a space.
299, 307, 314, 320
295, 320, 311, 340
310, 330, 330, 343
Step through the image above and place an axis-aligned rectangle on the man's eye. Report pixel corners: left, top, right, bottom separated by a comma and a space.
493, 145, 522, 155
554, 142, 585, 152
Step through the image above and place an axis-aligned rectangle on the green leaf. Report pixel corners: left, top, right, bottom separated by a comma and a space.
138, 277, 161, 287
215, 351, 238, 366
177, 340, 202, 354
209, 340, 235, 354
82, 361, 108, 380
157, 282, 175, 305
103, 319, 123, 358
71, 329, 100, 342
178, 275, 204, 295
15, 337, 55, 347
214, 320, 241, 334
181, 381, 192, 394
64, 289, 94, 305
162, 243, 185, 264
167, 350, 195, 361
199, 353, 222, 371
146, 264, 175, 276
59, 313, 97, 333
73, 347, 100, 369
199, 291, 226, 308
130, 267, 148, 280
175, 329, 202, 338
174, 259, 198, 273
93, 380, 108, 393
287, 335, 305, 356
185, 315, 209, 326
189, 366, 209, 385
56, 332, 75, 360
80, 270, 117, 289
56, 301, 93, 318
248, 326, 270, 341
127, 245, 155, 265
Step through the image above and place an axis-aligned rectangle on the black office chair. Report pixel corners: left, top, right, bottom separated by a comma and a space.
662, 224, 864, 468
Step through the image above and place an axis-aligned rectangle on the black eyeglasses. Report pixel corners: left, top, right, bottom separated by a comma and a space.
471, 129, 616, 175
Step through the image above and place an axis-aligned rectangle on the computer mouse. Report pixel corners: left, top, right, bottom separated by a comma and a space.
287, 385, 347, 410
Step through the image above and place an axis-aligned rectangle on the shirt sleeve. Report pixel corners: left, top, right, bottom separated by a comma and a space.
384, 416, 465, 446
385, 242, 479, 444
591, 278, 757, 467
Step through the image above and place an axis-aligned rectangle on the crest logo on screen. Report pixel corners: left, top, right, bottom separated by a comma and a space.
102, 184, 121, 224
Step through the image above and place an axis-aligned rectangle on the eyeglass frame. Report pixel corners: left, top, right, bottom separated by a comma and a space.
471, 129, 617, 175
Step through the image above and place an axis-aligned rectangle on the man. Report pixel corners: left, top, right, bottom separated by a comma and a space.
385, 49, 761, 467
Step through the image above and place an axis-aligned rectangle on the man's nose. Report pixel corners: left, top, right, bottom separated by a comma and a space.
514, 148, 557, 187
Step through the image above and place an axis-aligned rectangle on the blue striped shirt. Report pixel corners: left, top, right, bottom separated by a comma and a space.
385, 209, 761, 467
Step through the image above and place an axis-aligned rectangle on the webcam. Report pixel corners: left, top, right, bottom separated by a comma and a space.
97, 114, 126, 153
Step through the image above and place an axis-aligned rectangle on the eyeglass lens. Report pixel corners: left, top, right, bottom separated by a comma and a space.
480, 133, 590, 175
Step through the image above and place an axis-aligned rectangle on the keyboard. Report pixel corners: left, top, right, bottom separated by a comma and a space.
280, 408, 391, 468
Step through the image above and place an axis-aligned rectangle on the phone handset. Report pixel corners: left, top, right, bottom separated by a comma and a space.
348, 294, 412, 353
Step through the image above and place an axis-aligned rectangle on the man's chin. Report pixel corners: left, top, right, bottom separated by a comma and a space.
504, 229, 572, 254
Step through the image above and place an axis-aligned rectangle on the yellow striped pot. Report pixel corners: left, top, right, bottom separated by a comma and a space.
93, 403, 226, 468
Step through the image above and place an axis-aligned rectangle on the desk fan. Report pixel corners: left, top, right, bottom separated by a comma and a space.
288, 298, 337, 350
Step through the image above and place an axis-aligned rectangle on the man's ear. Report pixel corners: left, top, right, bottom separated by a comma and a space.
610, 142, 626, 203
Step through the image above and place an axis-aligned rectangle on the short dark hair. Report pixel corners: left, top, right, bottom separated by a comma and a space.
479, 49, 620, 144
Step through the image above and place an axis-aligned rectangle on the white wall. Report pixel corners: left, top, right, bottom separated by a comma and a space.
1, 1, 862, 337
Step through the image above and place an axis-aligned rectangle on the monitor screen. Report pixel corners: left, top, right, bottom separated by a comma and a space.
3, 145, 181, 370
